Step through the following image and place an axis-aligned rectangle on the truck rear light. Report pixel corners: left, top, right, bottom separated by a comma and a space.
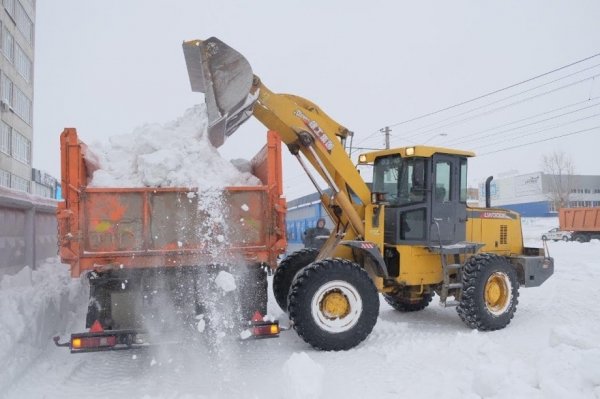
71, 335, 117, 350
252, 323, 280, 337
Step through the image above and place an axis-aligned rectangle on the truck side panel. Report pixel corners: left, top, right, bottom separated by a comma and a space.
560, 207, 600, 232
58, 128, 286, 277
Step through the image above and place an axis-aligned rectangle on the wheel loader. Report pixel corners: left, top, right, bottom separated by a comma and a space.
183, 37, 554, 351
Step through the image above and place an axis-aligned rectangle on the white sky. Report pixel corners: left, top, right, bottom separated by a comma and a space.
34, 1, 600, 199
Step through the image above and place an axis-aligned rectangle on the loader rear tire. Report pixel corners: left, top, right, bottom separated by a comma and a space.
288, 258, 379, 351
457, 254, 519, 331
383, 291, 433, 312
273, 249, 318, 312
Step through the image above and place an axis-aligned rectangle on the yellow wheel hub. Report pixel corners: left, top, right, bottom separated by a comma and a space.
485, 272, 510, 314
320, 290, 350, 319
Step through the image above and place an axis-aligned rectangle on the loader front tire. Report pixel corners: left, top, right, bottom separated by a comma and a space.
273, 249, 318, 312
383, 291, 433, 312
288, 258, 379, 351
457, 254, 519, 331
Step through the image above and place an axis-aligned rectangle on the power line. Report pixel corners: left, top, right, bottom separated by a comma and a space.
440, 97, 597, 147
443, 99, 600, 147
389, 72, 600, 147
478, 126, 599, 156
381, 52, 600, 130
470, 112, 600, 150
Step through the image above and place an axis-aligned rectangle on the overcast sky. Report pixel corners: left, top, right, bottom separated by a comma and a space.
34, 1, 600, 199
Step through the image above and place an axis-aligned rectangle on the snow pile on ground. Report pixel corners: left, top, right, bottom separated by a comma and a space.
2, 220, 600, 398
0, 259, 86, 392
88, 104, 260, 188
282, 352, 325, 399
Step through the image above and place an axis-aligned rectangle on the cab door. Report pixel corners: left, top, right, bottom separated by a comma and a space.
430, 155, 467, 245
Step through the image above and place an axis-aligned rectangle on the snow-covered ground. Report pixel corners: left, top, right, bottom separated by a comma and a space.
1, 218, 599, 399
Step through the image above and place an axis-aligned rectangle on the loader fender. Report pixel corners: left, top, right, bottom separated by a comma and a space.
340, 241, 389, 278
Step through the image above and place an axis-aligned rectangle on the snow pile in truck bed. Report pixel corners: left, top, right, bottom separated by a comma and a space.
88, 104, 260, 188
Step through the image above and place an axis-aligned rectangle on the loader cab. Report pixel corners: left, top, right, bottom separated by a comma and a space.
361, 146, 474, 247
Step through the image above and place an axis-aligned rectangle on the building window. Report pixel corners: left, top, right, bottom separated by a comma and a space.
594, 201, 600, 207
15, 1, 33, 45
12, 86, 31, 124
10, 173, 29, 192
2, 27, 13, 62
595, 189, 600, 194
15, 43, 31, 82
1, 73, 12, 105
11, 129, 30, 164
584, 188, 591, 194
0, 168, 9, 187
0, 120, 10, 154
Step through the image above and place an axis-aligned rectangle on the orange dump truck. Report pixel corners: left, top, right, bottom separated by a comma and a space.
54, 128, 286, 352
559, 207, 600, 242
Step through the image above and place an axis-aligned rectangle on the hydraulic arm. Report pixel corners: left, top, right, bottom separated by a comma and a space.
183, 38, 371, 253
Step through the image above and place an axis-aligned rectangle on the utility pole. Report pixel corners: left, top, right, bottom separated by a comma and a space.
380, 126, 391, 149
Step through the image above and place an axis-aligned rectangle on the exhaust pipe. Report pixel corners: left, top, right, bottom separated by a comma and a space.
485, 176, 493, 208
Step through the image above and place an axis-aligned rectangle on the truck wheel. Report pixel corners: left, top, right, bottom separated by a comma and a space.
574, 234, 589, 243
457, 254, 519, 331
383, 291, 433, 312
273, 249, 318, 311
288, 258, 379, 351
541, 235, 547, 241
562, 236, 569, 242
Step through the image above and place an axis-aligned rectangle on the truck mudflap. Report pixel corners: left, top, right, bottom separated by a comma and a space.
54, 314, 280, 353
509, 255, 554, 288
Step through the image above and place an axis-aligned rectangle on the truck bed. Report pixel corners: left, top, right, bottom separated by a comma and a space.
58, 128, 286, 277
559, 207, 600, 232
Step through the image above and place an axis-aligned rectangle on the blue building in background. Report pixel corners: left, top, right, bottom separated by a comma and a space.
478, 172, 600, 217
286, 190, 333, 250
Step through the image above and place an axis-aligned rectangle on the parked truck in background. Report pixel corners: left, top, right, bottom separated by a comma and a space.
55, 128, 286, 352
560, 207, 600, 242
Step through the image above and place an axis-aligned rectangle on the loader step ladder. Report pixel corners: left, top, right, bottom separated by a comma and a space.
428, 242, 484, 307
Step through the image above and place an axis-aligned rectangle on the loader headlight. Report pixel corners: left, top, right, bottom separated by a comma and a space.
358, 154, 367, 164
406, 147, 415, 156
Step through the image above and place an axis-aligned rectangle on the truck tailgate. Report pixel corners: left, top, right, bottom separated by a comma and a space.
58, 129, 286, 277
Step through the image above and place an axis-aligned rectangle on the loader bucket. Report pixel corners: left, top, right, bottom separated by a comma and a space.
183, 37, 257, 147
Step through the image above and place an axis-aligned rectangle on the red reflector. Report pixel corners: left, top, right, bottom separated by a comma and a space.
89, 320, 104, 333
251, 311, 263, 322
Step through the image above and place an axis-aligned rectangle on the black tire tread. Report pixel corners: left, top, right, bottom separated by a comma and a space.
457, 253, 519, 331
383, 292, 433, 312
273, 249, 318, 311
288, 258, 379, 351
